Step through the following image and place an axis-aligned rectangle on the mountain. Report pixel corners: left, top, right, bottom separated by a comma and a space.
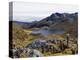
28, 12, 78, 28
13, 16, 44, 22
12, 12, 78, 38
13, 21, 31, 25
39, 12, 78, 25
26, 12, 78, 38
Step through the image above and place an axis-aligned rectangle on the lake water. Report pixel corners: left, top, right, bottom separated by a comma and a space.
32, 29, 64, 36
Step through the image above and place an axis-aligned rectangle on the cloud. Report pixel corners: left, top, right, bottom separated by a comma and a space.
12, 1, 78, 22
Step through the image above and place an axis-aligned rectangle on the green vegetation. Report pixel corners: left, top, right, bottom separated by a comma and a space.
11, 23, 78, 58
11, 13, 78, 58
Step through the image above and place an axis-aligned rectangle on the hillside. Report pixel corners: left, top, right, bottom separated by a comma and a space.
20, 12, 78, 38
10, 12, 78, 58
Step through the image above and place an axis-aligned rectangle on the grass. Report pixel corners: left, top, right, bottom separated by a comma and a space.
12, 23, 78, 57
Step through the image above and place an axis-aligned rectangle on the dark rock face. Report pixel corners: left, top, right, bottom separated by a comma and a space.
41, 12, 78, 24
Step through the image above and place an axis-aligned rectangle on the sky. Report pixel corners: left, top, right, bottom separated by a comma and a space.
12, 1, 78, 22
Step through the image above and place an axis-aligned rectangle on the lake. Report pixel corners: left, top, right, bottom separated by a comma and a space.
32, 29, 64, 36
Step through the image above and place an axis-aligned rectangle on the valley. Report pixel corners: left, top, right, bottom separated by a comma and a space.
9, 12, 78, 58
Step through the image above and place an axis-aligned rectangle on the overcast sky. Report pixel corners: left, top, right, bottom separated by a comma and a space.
13, 1, 78, 22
